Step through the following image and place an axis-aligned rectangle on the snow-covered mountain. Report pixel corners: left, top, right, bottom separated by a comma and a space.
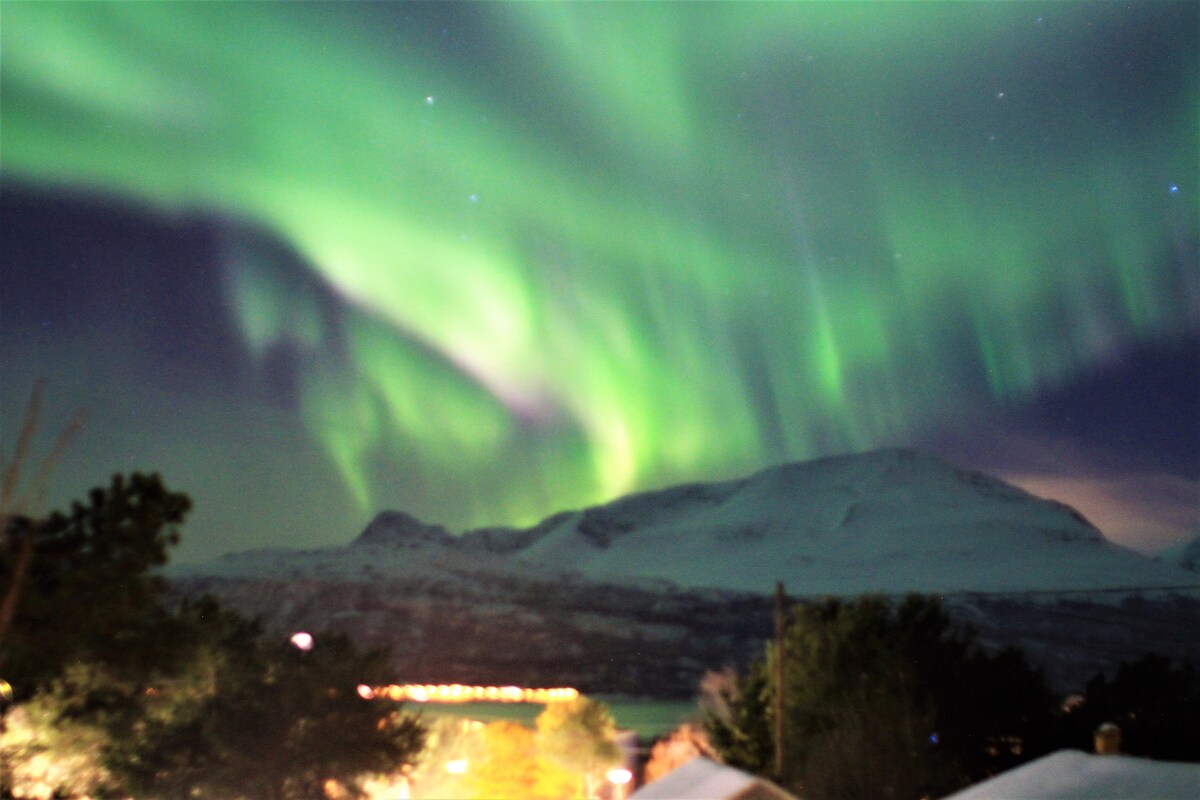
177, 448, 1196, 595
170, 449, 1200, 696
1157, 536, 1200, 573
498, 448, 1194, 593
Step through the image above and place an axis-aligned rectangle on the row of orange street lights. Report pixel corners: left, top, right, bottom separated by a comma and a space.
289, 634, 629, 798
360, 683, 581, 704
287, 632, 581, 706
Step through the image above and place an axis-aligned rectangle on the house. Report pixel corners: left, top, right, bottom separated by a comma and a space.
940, 749, 1200, 800
629, 757, 800, 800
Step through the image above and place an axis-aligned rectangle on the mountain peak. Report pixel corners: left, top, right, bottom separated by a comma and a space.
508, 447, 1128, 592
183, 449, 1193, 595
354, 511, 451, 549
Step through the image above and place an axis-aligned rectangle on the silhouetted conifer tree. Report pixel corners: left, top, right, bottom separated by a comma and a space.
706, 594, 1055, 800
1, 475, 425, 799
1064, 654, 1200, 761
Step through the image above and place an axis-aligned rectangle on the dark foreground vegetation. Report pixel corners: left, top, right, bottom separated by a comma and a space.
703, 594, 1200, 800
1, 473, 424, 799
2, 470, 1196, 800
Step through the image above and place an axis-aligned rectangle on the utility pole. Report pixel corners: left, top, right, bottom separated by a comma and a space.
773, 581, 786, 779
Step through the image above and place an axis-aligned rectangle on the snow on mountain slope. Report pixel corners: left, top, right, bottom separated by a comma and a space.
1157, 536, 1200, 572
168, 450, 1200, 696
171, 449, 1198, 596
508, 449, 1194, 594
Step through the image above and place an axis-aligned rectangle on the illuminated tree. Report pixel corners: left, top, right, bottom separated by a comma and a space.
1, 471, 191, 798
0, 665, 120, 799
466, 721, 541, 799
122, 628, 426, 800
404, 717, 575, 800
703, 661, 773, 775
644, 722, 717, 783
1, 475, 425, 799
536, 696, 622, 799
404, 716, 477, 800
532, 754, 579, 800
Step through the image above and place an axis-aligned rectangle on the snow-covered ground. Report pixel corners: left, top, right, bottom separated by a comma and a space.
941, 750, 1200, 800
1158, 536, 1200, 573
630, 757, 796, 800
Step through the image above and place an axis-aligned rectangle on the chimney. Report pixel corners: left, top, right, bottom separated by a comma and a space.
1094, 722, 1121, 755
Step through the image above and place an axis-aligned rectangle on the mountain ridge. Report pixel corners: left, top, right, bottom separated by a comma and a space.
175, 448, 1194, 595
168, 449, 1199, 697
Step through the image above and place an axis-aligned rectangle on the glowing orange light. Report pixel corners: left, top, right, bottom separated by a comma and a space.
366, 682, 581, 704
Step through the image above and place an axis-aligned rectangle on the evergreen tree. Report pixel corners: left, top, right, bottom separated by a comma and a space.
135, 629, 426, 800
706, 595, 1055, 800
1063, 654, 1200, 761
1, 475, 425, 799
0, 472, 191, 694
466, 721, 542, 800
536, 696, 622, 799
703, 660, 774, 775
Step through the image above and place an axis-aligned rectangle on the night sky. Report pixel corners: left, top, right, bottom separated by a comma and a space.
2, 2, 1196, 563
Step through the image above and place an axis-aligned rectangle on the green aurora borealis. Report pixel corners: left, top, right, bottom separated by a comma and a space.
2, 3, 1197, 557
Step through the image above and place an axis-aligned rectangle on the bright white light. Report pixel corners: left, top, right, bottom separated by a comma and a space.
607, 768, 633, 785
445, 758, 468, 775
356, 684, 375, 700
290, 631, 314, 651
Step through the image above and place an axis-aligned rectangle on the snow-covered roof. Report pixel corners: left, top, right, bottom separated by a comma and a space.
941, 750, 1200, 800
630, 757, 800, 800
